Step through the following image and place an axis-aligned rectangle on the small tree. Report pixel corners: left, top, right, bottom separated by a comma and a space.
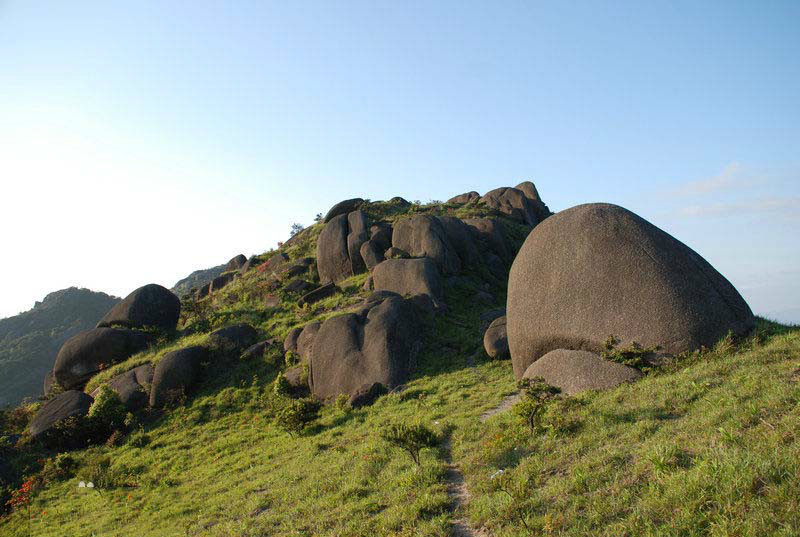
380, 422, 438, 466
290, 223, 304, 237
512, 377, 560, 432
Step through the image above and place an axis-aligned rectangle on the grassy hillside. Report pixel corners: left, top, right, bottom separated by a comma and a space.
0, 288, 120, 408
1, 199, 798, 537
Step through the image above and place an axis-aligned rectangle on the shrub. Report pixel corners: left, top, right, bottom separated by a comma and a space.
273, 375, 292, 397
512, 377, 561, 433
284, 349, 300, 367
380, 422, 439, 466
89, 386, 128, 434
274, 398, 321, 437
40, 454, 77, 483
601, 335, 660, 370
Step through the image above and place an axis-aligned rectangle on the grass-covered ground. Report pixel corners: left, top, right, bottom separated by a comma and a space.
1, 198, 798, 536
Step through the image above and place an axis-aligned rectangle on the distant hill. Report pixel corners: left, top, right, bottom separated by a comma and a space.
171, 264, 226, 298
0, 287, 119, 407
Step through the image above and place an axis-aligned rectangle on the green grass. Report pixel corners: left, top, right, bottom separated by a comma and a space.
2, 198, 798, 536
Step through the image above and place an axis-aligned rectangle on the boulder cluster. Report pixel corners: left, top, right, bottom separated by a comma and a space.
28, 181, 758, 446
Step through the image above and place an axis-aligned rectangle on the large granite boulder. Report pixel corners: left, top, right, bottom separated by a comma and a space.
507, 203, 756, 378
89, 364, 154, 411
392, 215, 461, 274
369, 224, 393, 250
480, 187, 540, 227
53, 328, 153, 390
283, 327, 303, 353
298, 283, 337, 306
317, 214, 353, 284
522, 349, 642, 395
29, 390, 93, 440
372, 258, 443, 302
483, 316, 509, 359
209, 272, 236, 293
97, 284, 181, 331
309, 292, 420, 403
149, 346, 209, 408
323, 198, 364, 223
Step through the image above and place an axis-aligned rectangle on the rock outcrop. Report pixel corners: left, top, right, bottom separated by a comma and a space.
90, 364, 154, 411
149, 346, 209, 408
225, 254, 248, 272
447, 191, 480, 204
522, 349, 642, 395
507, 203, 756, 378
53, 328, 153, 390
323, 198, 364, 223
29, 390, 93, 441
208, 324, 259, 357
97, 284, 181, 331
372, 258, 443, 303
392, 215, 461, 274
309, 292, 420, 403
480, 186, 541, 227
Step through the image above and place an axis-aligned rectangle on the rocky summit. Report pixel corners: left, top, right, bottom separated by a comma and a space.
2, 182, 795, 537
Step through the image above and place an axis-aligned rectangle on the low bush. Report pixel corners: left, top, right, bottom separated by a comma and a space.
380, 422, 439, 466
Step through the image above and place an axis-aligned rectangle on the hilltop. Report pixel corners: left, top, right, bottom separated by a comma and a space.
0, 288, 119, 408
1, 186, 798, 537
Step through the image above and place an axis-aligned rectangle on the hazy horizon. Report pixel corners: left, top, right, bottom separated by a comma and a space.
1, 2, 798, 323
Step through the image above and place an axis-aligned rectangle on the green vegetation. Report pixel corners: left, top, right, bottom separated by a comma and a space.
1, 198, 798, 536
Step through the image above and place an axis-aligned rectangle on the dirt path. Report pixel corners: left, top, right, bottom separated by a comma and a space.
442, 437, 487, 537
479, 392, 521, 422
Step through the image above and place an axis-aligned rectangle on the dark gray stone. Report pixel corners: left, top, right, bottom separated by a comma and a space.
372, 258, 443, 302
149, 346, 209, 408
480, 187, 540, 227
283, 327, 303, 353
317, 214, 352, 284
90, 364, 154, 411
483, 316, 509, 359
225, 254, 248, 272
392, 215, 461, 274
309, 294, 420, 402
97, 284, 181, 331
53, 328, 153, 390
29, 390, 93, 439
507, 203, 756, 378
208, 324, 259, 356
447, 191, 480, 204
298, 283, 337, 307
360, 239, 385, 271
348, 382, 388, 408
323, 198, 364, 223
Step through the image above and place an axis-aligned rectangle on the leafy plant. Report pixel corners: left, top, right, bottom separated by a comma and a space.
88, 386, 128, 435
512, 377, 561, 433
274, 398, 321, 437
380, 422, 438, 466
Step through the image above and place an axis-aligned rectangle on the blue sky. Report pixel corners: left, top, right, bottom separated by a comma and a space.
0, 1, 798, 322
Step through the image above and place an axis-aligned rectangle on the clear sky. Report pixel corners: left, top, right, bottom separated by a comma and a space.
1, 1, 798, 322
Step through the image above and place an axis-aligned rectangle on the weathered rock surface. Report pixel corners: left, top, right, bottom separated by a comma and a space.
347, 230, 369, 274
348, 382, 388, 408
309, 292, 419, 403
298, 283, 337, 306
29, 390, 93, 440
369, 224, 393, 250
483, 316, 509, 359
285, 279, 317, 294
225, 254, 248, 272
360, 239, 385, 271
384, 247, 409, 259
480, 187, 540, 226
522, 349, 642, 395
296, 322, 321, 363
515, 181, 551, 222
149, 346, 209, 408
53, 328, 153, 390
436, 216, 479, 267
208, 324, 259, 356
241, 339, 278, 361
283, 327, 303, 353
43, 370, 56, 397
209, 272, 236, 293
90, 364, 154, 411
447, 191, 480, 204
464, 218, 510, 261
97, 284, 181, 331
392, 215, 461, 274
324, 198, 364, 223
317, 214, 353, 284
508, 203, 756, 378
372, 258, 443, 302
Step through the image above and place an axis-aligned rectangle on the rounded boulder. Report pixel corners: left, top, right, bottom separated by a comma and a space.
522, 349, 642, 395
507, 203, 755, 378
97, 284, 181, 331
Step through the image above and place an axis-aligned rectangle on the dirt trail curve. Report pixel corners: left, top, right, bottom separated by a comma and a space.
479, 392, 521, 422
